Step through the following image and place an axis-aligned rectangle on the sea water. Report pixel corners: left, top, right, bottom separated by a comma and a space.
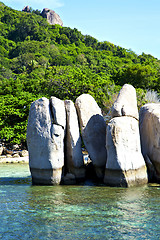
0, 164, 160, 240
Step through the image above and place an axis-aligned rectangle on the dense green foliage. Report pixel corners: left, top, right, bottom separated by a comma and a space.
0, 2, 160, 144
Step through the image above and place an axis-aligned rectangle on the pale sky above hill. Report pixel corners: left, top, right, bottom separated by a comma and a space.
2, 0, 160, 59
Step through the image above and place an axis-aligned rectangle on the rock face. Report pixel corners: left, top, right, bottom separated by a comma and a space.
75, 94, 102, 131
75, 94, 107, 179
27, 97, 65, 185
111, 84, 139, 120
104, 117, 148, 187
64, 100, 85, 180
50, 96, 66, 130
22, 6, 63, 26
41, 8, 63, 26
139, 103, 160, 181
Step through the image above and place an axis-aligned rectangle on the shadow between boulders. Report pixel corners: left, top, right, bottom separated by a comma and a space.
82, 114, 107, 180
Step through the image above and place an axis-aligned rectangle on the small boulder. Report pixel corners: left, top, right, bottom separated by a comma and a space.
3, 148, 13, 155
75, 94, 107, 179
65, 100, 85, 180
111, 84, 139, 120
12, 144, 19, 150
104, 116, 148, 187
12, 153, 20, 158
139, 103, 160, 181
19, 150, 28, 157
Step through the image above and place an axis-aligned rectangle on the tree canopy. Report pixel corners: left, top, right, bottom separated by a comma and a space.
0, 3, 159, 144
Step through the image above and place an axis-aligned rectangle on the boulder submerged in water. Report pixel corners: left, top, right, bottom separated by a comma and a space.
139, 103, 160, 182
75, 94, 107, 180
26, 85, 159, 187
27, 97, 66, 185
64, 100, 86, 180
104, 84, 148, 187
104, 116, 148, 187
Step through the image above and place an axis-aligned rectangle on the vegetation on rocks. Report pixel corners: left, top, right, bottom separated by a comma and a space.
0, 2, 160, 145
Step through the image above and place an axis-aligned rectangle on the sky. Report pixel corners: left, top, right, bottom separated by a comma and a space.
2, 0, 160, 59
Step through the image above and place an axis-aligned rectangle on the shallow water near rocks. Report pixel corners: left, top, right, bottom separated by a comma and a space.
0, 164, 160, 240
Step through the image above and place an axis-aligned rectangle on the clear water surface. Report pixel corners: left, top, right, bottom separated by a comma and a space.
0, 164, 160, 240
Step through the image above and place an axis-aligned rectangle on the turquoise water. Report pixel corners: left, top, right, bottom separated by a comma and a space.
0, 164, 160, 240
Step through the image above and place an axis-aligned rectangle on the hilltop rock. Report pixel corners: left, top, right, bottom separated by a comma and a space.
41, 8, 63, 26
22, 6, 30, 12
22, 6, 63, 26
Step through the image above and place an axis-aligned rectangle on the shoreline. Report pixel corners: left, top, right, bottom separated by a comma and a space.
0, 156, 29, 164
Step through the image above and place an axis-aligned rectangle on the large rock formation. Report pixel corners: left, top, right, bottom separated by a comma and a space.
111, 84, 139, 120
75, 94, 107, 179
104, 84, 147, 187
41, 8, 63, 26
22, 6, 30, 12
27, 97, 66, 185
64, 100, 85, 180
139, 103, 160, 181
104, 117, 148, 187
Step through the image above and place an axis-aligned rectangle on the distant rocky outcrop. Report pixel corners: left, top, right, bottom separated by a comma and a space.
22, 6, 30, 12
41, 8, 63, 26
22, 6, 63, 26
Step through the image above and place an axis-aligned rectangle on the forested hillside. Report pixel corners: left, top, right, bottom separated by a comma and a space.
0, 2, 160, 145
